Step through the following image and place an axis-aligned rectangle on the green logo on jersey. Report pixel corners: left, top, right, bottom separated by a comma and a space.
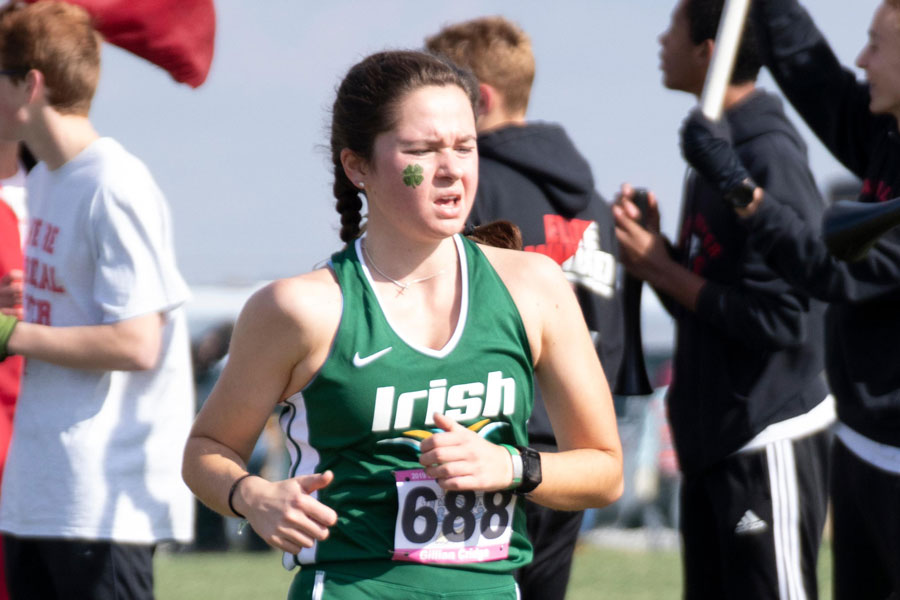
379, 418, 509, 452
371, 371, 516, 432
372, 371, 516, 452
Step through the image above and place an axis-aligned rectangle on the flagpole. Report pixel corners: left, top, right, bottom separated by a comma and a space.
699, 0, 752, 121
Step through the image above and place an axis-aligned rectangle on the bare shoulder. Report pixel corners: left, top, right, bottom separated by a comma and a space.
237, 267, 342, 352
476, 244, 575, 361
477, 243, 570, 299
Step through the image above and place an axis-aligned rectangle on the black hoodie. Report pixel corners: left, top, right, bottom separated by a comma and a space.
744, 0, 900, 448
469, 122, 624, 448
664, 90, 829, 475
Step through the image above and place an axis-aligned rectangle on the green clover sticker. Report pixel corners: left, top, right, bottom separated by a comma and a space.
402, 164, 424, 188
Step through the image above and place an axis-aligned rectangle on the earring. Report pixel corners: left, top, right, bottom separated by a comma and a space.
358, 181, 365, 189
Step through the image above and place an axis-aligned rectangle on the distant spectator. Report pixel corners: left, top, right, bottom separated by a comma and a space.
680, 0, 900, 596
614, 0, 832, 596
0, 4, 194, 599
0, 142, 28, 600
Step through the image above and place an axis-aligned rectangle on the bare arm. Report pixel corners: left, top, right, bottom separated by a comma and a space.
7, 311, 164, 371
182, 272, 340, 555
613, 199, 705, 311
420, 250, 623, 510
615, 188, 810, 351
525, 253, 624, 509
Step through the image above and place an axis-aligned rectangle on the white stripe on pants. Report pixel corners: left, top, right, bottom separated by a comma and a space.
766, 439, 807, 600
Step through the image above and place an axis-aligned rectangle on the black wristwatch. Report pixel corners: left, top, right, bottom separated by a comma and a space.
514, 445, 542, 496
723, 177, 757, 208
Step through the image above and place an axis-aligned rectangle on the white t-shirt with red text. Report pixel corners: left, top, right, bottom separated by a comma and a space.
0, 137, 194, 543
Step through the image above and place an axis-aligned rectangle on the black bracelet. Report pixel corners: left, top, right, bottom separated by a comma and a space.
227, 473, 254, 519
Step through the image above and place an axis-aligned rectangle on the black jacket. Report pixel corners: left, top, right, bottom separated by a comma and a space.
664, 90, 828, 475
747, 0, 900, 446
469, 122, 624, 447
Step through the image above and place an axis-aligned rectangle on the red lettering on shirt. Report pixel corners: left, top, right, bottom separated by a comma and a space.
24, 258, 65, 293
682, 213, 723, 275
24, 295, 51, 325
41, 225, 60, 254
40, 263, 65, 293
692, 255, 707, 275
25, 257, 38, 287
861, 179, 893, 203
27, 218, 43, 248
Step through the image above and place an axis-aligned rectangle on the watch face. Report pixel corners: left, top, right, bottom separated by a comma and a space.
516, 446, 542, 495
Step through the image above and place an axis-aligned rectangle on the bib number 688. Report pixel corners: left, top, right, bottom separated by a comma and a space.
401, 487, 513, 543
393, 469, 517, 564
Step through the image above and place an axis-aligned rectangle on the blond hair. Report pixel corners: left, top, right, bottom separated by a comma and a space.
426, 16, 535, 115
0, 2, 101, 116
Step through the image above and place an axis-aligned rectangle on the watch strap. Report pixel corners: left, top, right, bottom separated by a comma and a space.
513, 445, 542, 496
500, 444, 523, 490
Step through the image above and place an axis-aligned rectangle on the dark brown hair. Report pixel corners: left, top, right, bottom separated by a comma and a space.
465, 221, 523, 250
330, 50, 478, 243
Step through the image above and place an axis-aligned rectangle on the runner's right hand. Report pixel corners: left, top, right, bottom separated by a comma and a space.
235, 471, 338, 555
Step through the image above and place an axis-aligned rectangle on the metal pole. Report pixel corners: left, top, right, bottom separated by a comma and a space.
699, 0, 752, 121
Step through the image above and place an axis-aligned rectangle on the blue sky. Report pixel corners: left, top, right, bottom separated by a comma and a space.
89, 1, 876, 285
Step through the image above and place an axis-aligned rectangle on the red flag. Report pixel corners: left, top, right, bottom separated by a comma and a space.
25, 0, 216, 88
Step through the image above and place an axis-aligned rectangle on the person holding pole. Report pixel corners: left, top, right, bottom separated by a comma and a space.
424, 17, 623, 600
614, 0, 832, 597
679, 1, 900, 597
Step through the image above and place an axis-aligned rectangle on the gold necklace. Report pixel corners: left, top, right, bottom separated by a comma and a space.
362, 239, 448, 294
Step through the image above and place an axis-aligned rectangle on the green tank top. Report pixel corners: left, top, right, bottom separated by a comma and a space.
279, 234, 534, 573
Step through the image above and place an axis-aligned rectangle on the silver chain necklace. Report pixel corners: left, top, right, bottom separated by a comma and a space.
362, 239, 448, 294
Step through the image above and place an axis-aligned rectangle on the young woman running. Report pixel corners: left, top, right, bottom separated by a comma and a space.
182, 50, 622, 599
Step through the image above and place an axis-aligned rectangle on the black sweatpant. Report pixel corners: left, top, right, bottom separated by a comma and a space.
680, 430, 830, 600
4, 536, 155, 600
831, 439, 900, 600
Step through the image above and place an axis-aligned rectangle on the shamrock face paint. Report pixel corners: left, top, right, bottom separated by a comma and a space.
402, 164, 424, 188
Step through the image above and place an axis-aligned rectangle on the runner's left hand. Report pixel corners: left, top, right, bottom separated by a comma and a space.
419, 413, 513, 492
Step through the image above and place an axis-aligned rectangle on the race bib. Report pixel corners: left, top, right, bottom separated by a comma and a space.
393, 469, 516, 564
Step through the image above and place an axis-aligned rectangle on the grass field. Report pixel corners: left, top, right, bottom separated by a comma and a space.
155, 541, 834, 599
569, 542, 833, 600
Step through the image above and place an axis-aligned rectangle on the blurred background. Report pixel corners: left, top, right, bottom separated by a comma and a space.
91, 0, 872, 285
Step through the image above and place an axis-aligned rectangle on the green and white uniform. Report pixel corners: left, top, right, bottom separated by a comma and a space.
279, 234, 534, 582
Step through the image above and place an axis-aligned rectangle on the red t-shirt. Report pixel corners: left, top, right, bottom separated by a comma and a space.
0, 199, 23, 475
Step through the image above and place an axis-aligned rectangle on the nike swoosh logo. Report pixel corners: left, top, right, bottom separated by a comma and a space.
352, 347, 393, 367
